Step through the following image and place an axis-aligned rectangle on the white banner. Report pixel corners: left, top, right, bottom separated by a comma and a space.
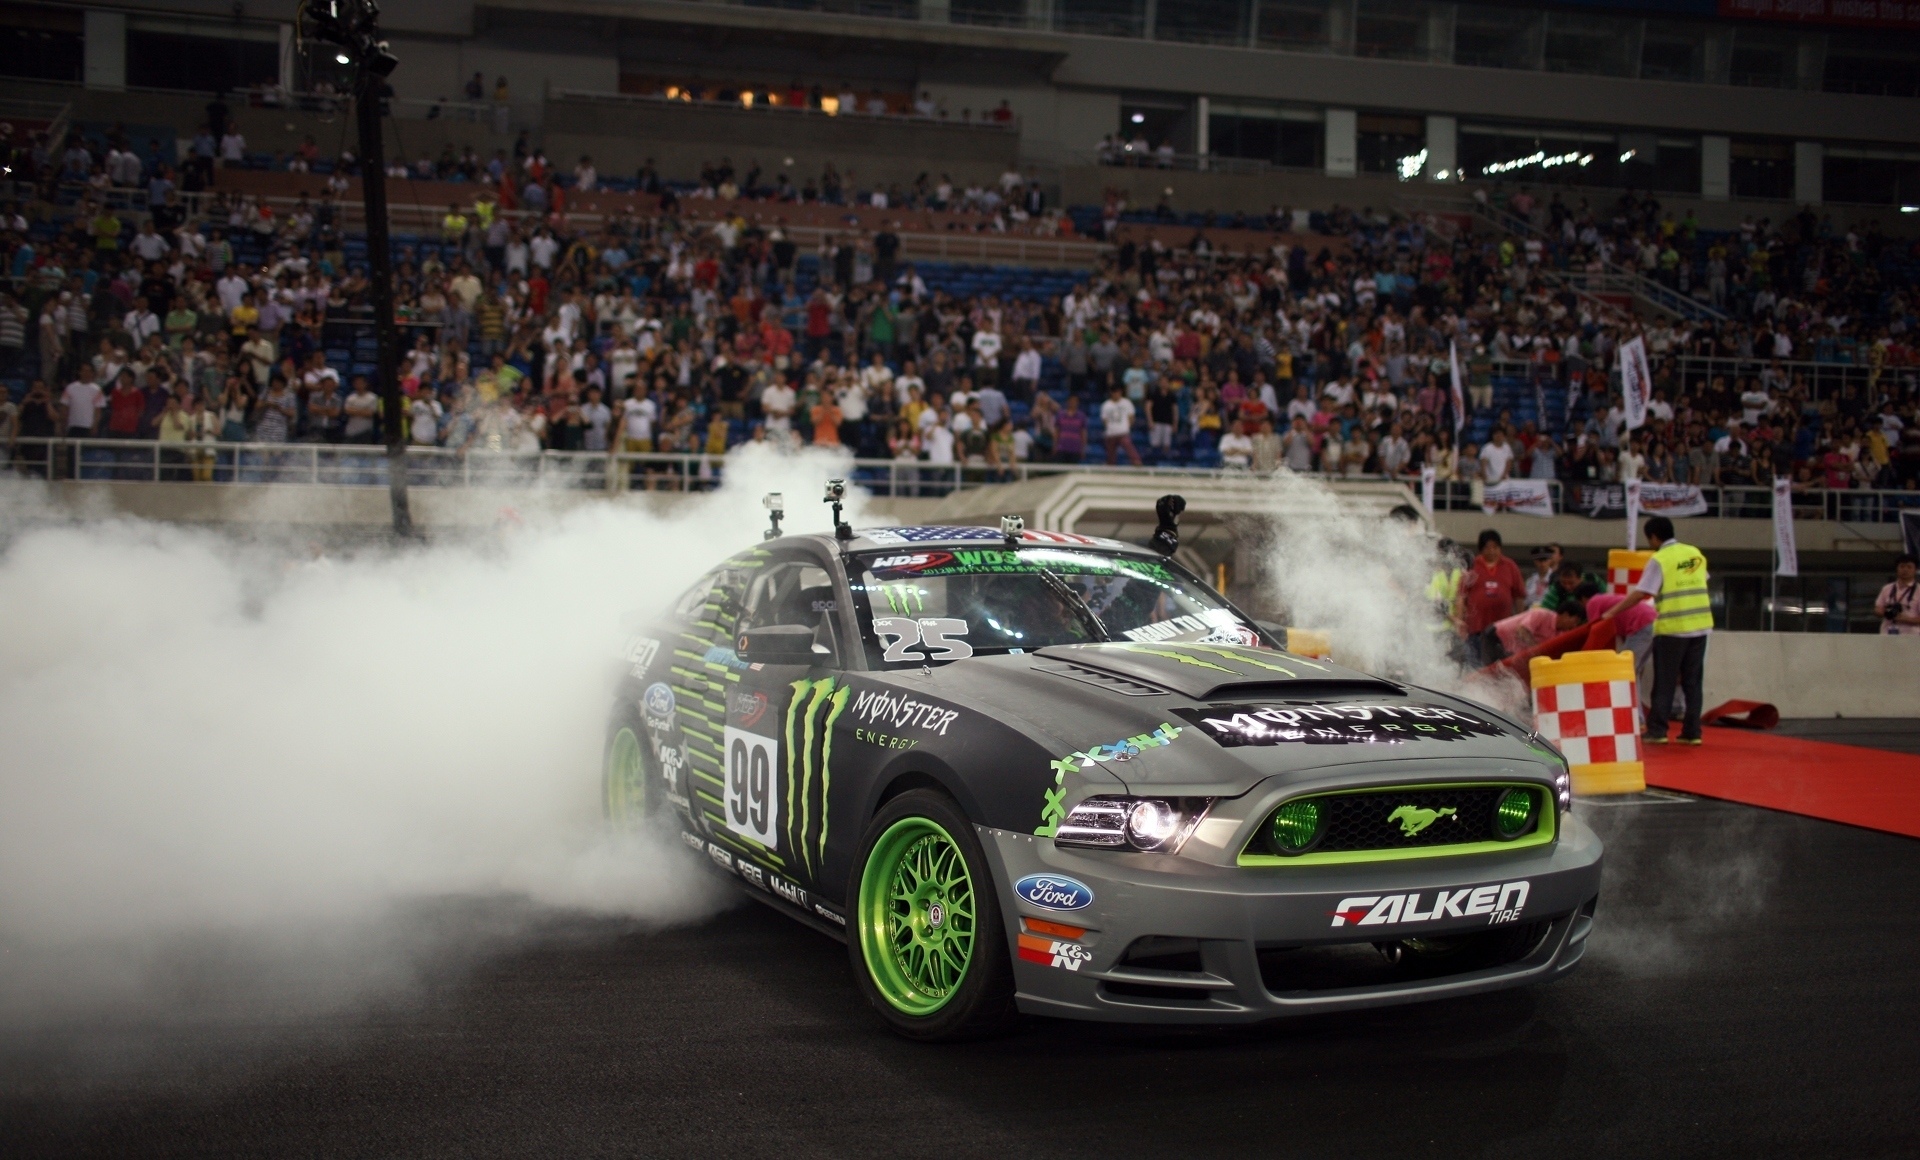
1773, 476, 1799, 577
1641, 482, 1708, 519
1619, 335, 1651, 432
1448, 339, 1466, 438
1420, 464, 1437, 514
1481, 478, 1555, 518
1625, 479, 1641, 549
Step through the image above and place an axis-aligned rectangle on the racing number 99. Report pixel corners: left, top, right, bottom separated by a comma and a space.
723, 727, 778, 847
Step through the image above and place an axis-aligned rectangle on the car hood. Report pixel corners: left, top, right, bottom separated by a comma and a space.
887, 641, 1553, 799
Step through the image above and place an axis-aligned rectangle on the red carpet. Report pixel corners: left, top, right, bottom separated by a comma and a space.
1641, 726, 1920, 839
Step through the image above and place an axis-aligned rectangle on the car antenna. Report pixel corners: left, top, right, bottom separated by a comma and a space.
1000, 514, 1024, 544
1150, 494, 1186, 556
762, 492, 784, 541
824, 478, 852, 543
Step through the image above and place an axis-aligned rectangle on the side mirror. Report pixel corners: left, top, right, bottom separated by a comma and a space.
738, 625, 818, 666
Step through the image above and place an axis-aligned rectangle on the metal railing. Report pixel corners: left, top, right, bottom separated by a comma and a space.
1667, 355, 1909, 400
12, 438, 1920, 521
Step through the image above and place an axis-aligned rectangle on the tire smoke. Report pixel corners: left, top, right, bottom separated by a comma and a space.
0, 448, 864, 1037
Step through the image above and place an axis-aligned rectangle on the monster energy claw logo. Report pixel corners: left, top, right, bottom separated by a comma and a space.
1388, 805, 1457, 837
786, 677, 850, 878
879, 583, 926, 614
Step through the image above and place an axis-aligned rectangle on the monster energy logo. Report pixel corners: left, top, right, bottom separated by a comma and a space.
786, 676, 850, 878
879, 583, 926, 613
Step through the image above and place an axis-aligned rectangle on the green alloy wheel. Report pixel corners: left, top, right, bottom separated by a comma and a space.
860, 816, 976, 1014
604, 725, 647, 824
849, 789, 1016, 1041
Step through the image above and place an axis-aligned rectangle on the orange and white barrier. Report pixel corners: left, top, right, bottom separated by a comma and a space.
1284, 628, 1332, 659
1607, 549, 1654, 596
1529, 650, 1646, 795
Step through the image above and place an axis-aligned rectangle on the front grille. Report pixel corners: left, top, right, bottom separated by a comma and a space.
1247, 784, 1544, 860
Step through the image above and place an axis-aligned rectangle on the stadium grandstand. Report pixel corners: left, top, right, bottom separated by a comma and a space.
1, 0, 1916, 540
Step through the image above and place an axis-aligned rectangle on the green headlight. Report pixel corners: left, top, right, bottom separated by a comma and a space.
1494, 788, 1536, 839
1271, 799, 1322, 854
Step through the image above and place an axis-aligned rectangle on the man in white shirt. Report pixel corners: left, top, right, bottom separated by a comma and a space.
1481, 428, 1514, 483
893, 361, 925, 410
581, 387, 612, 452
62, 365, 105, 436
1100, 386, 1141, 465
219, 130, 246, 166
922, 415, 955, 465
122, 298, 161, 346
621, 389, 657, 452
528, 229, 560, 271
759, 377, 796, 438
859, 353, 893, 399
215, 269, 250, 313
409, 393, 443, 446
1617, 437, 1646, 482
835, 378, 868, 427
1009, 338, 1042, 400
128, 221, 170, 263
1285, 385, 1316, 424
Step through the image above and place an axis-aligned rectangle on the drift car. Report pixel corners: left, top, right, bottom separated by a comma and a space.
606, 495, 1602, 1041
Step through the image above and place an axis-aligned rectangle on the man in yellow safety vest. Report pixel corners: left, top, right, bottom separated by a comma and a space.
1601, 515, 1712, 745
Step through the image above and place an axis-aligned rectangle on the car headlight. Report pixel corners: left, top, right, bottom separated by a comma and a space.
1054, 795, 1212, 853
1531, 731, 1573, 812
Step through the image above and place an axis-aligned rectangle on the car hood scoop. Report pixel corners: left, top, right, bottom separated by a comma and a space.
1034, 642, 1402, 701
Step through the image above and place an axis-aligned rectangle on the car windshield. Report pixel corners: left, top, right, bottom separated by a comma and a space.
850, 546, 1261, 668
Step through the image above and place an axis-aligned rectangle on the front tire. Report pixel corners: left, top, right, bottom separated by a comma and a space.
603, 714, 651, 826
848, 789, 1016, 1041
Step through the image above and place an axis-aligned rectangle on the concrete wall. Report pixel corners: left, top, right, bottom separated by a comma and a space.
1703, 632, 1920, 718
542, 94, 1019, 187
383, 35, 618, 113
1429, 511, 1907, 561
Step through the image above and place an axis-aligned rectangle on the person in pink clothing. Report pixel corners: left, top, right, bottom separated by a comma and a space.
1589, 590, 1657, 702
1484, 604, 1585, 663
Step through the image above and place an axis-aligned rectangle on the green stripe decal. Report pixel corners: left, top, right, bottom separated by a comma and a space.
785, 678, 810, 868
818, 684, 851, 865
796, 676, 837, 879
1114, 643, 1238, 672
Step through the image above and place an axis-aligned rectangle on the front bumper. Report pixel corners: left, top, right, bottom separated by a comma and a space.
979, 812, 1603, 1024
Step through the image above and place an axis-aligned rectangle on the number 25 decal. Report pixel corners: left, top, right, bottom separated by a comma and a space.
873, 616, 974, 663
722, 726, 778, 848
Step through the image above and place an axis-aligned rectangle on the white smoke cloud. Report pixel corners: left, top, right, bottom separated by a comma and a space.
1252, 472, 1525, 712
0, 445, 865, 1031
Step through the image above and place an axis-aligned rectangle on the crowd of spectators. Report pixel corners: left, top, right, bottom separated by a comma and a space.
3, 130, 1919, 501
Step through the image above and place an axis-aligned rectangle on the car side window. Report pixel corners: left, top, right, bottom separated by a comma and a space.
743, 559, 846, 666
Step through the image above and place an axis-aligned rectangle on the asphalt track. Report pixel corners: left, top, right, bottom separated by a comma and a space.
5, 727, 1918, 1159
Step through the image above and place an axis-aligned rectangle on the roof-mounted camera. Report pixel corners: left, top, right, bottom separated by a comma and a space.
762, 492, 784, 541
824, 479, 852, 543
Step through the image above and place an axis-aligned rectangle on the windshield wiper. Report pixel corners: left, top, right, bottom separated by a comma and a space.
1035, 565, 1110, 642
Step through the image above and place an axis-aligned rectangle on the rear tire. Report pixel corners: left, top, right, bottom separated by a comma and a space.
847, 789, 1017, 1042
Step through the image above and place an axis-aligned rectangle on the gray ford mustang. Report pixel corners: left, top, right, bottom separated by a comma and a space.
607, 504, 1602, 1041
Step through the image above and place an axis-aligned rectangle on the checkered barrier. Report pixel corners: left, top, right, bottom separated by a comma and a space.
1607, 549, 1654, 596
1529, 650, 1647, 795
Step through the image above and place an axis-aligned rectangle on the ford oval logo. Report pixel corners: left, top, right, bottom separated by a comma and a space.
1014, 874, 1093, 911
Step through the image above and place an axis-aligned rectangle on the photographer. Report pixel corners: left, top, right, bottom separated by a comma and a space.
1878, 555, 1920, 636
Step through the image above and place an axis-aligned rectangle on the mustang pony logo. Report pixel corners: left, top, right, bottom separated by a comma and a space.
1388, 805, 1456, 836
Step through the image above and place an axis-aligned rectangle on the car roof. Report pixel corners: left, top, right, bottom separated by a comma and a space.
846, 526, 1151, 553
